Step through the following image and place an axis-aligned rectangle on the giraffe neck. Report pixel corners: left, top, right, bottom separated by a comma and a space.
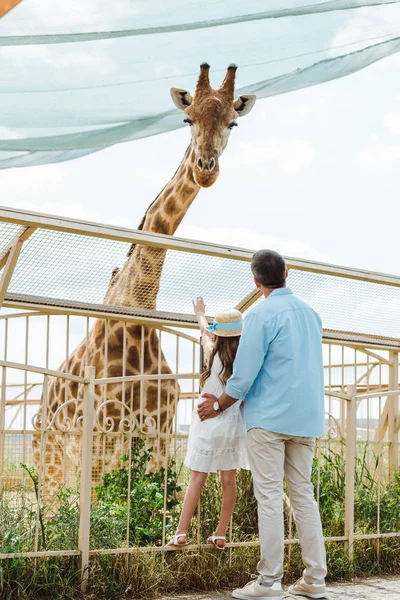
106, 143, 200, 309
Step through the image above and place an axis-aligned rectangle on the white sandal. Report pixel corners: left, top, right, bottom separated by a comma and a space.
207, 533, 226, 550
168, 533, 188, 547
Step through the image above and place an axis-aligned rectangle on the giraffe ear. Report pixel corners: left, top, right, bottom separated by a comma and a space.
234, 94, 256, 117
170, 88, 193, 111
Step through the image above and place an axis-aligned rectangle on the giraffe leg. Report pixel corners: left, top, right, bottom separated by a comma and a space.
32, 432, 65, 509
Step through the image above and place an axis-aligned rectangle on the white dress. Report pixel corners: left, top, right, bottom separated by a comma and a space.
184, 353, 250, 472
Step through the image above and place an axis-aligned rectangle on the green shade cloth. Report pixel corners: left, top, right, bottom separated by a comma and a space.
0, 0, 399, 169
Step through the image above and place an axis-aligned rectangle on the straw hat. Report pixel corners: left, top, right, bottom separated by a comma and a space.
206, 308, 243, 337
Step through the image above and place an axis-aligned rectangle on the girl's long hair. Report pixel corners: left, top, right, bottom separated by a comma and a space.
200, 335, 240, 389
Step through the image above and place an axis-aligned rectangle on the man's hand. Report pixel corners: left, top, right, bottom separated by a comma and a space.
197, 393, 219, 421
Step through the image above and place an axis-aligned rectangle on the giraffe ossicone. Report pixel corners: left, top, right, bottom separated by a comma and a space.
33, 64, 256, 496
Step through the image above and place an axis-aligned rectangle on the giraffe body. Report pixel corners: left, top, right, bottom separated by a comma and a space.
33, 64, 256, 495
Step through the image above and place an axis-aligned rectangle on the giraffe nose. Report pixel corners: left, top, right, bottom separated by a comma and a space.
196, 156, 217, 172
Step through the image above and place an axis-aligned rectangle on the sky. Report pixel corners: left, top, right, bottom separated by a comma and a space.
0, 1, 399, 277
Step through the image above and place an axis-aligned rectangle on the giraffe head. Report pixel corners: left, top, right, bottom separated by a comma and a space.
170, 63, 256, 188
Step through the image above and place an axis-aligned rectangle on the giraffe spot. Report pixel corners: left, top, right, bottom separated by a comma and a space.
70, 361, 82, 376
69, 381, 78, 398
127, 345, 139, 369
107, 347, 123, 364
108, 329, 123, 350
143, 342, 159, 374
165, 197, 178, 217
152, 214, 170, 235
94, 333, 105, 349
90, 351, 101, 369
108, 363, 123, 378
127, 325, 142, 340
146, 384, 164, 413
94, 384, 104, 397
114, 389, 124, 402
182, 184, 194, 198
113, 327, 125, 345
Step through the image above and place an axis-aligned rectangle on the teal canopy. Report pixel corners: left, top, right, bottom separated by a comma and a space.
0, 0, 399, 169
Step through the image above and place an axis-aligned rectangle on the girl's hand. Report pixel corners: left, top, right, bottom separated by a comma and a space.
192, 296, 206, 316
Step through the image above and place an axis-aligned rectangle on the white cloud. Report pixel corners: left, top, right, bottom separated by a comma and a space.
383, 112, 400, 135
330, 4, 400, 55
227, 139, 315, 175
0, 163, 96, 220
357, 137, 400, 167
178, 225, 331, 263
0, 164, 68, 210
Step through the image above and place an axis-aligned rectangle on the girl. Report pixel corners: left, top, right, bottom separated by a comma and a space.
169, 297, 249, 550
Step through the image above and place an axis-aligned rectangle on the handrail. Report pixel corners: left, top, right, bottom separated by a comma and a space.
0, 359, 87, 383
1, 206, 400, 287
356, 389, 400, 400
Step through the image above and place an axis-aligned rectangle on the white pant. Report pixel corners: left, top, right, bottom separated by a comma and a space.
247, 428, 327, 586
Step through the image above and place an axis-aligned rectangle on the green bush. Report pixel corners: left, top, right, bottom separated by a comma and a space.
92, 437, 182, 547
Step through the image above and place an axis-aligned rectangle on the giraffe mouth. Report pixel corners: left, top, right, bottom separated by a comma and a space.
193, 165, 220, 188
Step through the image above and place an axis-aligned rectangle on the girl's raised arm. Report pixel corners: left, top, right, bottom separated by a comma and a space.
192, 297, 214, 358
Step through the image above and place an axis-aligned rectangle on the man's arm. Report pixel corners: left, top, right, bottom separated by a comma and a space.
197, 312, 273, 421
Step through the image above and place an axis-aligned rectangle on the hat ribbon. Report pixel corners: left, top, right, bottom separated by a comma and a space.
206, 320, 243, 333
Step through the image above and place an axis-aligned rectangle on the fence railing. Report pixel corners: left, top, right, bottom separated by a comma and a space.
0, 354, 399, 591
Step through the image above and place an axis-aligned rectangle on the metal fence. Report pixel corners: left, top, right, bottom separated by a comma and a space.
0, 208, 399, 590
0, 312, 399, 588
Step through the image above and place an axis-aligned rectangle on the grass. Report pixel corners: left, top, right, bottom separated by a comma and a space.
0, 441, 399, 599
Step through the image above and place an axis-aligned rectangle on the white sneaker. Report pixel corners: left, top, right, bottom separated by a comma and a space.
232, 576, 282, 600
288, 577, 327, 599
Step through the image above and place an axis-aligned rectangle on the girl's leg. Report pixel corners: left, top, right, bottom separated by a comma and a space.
213, 469, 237, 548
168, 469, 208, 545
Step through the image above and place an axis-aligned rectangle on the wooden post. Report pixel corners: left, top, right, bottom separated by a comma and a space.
388, 351, 399, 477
79, 366, 95, 593
344, 385, 357, 559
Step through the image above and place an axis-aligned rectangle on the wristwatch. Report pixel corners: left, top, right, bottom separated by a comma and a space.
213, 400, 221, 412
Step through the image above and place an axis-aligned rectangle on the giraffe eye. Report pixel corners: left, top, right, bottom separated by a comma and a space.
183, 118, 193, 126
228, 121, 238, 130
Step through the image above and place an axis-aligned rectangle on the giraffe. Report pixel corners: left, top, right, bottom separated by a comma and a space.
32, 63, 256, 495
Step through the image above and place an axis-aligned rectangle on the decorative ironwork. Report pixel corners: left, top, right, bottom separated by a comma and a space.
325, 411, 342, 440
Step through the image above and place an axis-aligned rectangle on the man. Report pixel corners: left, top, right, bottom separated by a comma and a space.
198, 249, 327, 600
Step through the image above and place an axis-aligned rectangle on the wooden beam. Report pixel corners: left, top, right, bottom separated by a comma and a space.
0, 226, 35, 270
346, 346, 392, 366
235, 288, 261, 312
0, 228, 36, 306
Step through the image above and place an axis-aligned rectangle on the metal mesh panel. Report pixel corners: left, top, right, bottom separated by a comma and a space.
283, 270, 400, 339
6, 228, 129, 304
0, 222, 26, 253
1, 220, 400, 340
5, 227, 255, 311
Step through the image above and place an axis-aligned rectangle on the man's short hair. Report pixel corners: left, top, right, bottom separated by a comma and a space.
251, 249, 286, 289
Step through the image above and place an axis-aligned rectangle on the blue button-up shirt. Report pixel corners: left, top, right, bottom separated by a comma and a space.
225, 288, 325, 437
